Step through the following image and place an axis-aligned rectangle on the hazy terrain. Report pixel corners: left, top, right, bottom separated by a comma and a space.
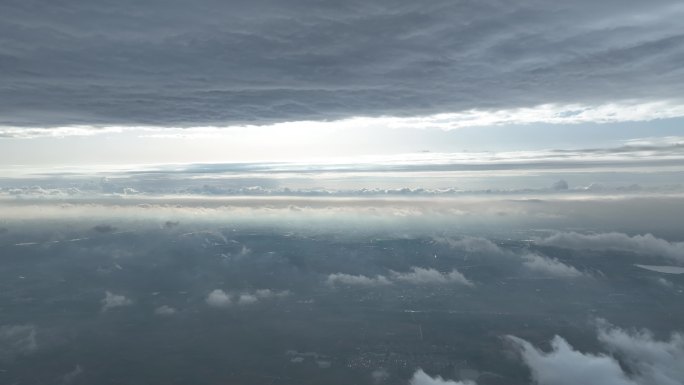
1, 187, 682, 385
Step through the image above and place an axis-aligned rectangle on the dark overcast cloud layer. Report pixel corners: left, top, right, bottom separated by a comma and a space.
2, 0, 684, 127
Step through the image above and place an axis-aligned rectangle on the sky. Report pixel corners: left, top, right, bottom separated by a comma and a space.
0, 0, 683, 170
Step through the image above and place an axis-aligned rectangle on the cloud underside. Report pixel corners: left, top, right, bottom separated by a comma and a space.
327, 267, 473, 287
1, 0, 684, 127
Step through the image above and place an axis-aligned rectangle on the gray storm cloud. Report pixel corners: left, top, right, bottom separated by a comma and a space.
1, 0, 683, 127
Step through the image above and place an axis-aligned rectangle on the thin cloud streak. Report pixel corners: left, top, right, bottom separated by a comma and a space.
2, 101, 684, 139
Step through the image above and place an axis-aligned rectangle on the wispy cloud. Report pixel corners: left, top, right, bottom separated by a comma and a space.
0, 325, 38, 359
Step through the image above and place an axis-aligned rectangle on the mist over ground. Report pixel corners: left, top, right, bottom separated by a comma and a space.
1, 186, 683, 384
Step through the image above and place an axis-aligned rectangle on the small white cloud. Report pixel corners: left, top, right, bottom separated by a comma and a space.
206, 289, 232, 308
238, 293, 259, 305
522, 253, 584, 278
409, 369, 476, 385
392, 267, 473, 286
326, 273, 392, 287
238, 245, 251, 257
207, 288, 288, 307
436, 236, 505, 255
102, 291, 132, 311
154, 305, 177, 316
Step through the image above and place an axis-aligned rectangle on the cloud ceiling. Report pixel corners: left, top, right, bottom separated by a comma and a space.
1, 0, 684, 127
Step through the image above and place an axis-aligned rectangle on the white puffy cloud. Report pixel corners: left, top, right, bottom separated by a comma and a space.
537, 232, 684, 263
508, 323, 684, 385
206, 289, 232, 308
238, 294, 259, 305
508, 335, 637, 385
101, 291, 132, 311
391, 267, 473, 286
409, 369, 476, 385
522, 253, 584, 278
326, 273, 392, 287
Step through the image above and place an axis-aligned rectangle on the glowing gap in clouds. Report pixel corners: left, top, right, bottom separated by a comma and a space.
2, 100, 684, 139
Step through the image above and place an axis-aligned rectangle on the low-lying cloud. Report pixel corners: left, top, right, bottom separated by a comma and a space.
391, 267, 474, 286
206, 288, 290, 308
409, 369, 476, 385
436, 236, 505, 256
328, 267, 473, 287
154, 305, 177, 316
508, 322, 684, 385
537, 232, 684, 263
521, 254, 584, 278
441, 236, 584, 278
326, 273, 392, 287
101, 291, 133, 312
